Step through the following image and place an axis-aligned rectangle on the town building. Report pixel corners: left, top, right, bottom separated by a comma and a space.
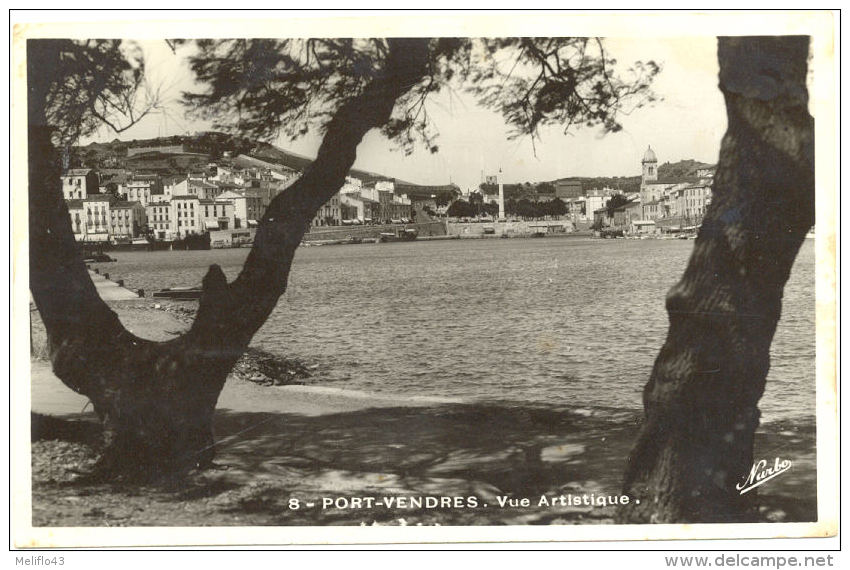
61, 168, 99, 200
339, 179, 381, 223
624, 201, 648, 233
217, 189, 264, 228
312, 192, 342, 226
584, 189, 614, 222
146, 202, 173, 240
681, 184, 712, 223
567, 197, 586, 221
199, 199, 236, 231
553, 179, 583, 200
66, 199, 87, 240
171, 195, 201, 236
161, 175, 187, 202
638, 145, 711, 230
80, 195, 114, 241
122, 175, 162, 206
109, 201, 147, 238
189, 178, 220, 200
97, 168, 131, 191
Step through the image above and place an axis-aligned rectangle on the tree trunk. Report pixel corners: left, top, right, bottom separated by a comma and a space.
28, 38, 431, 478
617, 36, 814, 523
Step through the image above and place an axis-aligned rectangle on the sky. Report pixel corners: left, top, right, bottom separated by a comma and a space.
81, 37, 727, 192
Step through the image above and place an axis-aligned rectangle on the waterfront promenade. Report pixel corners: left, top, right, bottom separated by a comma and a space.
86, 269, 142, 301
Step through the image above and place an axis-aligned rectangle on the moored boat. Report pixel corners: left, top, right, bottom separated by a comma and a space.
152, 286, 203, 300
377, 228, 418, 242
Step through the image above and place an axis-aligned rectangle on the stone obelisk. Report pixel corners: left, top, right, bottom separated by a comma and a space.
498, 169, 505, 220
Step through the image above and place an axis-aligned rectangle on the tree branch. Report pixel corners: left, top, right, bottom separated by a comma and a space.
186, 38, 432, 354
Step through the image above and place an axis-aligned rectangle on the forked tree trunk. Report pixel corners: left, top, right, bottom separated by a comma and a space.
617, 36, 814, 523
28, 39, 431, 478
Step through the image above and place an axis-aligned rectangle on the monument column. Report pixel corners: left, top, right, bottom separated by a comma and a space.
497, 168, 505, 220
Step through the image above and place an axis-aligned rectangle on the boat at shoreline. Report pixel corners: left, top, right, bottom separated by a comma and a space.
82, 251, 116, 263
377, 228, 418, 243
152, 286, 203, 300
111, 237, 173, 252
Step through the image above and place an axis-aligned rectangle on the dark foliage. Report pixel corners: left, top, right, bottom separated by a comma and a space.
179, 38, 659, 154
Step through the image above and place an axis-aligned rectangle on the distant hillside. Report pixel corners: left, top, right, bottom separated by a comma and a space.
657, 159, 714, 179
571, 176, 642, 194
72, 132, 431, 189
545, 159, 714, 196
71, 133, 712, 197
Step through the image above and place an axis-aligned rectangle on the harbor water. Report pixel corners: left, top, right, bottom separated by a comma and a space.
91, 237, 816, 423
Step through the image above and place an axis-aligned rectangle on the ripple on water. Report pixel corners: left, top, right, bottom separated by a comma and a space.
93, 239, 815, 420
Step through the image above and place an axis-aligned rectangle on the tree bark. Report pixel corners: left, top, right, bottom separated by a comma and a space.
29, 38, 432, 478
617, 36, 814, 523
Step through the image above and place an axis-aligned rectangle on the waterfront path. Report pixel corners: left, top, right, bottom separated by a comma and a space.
87, 270, 141, 301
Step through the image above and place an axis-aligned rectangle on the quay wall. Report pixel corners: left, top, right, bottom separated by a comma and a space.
447, 219, 576, 237
303, 221, 447, 242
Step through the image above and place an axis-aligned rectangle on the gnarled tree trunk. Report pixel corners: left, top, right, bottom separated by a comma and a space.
28, 38, 431, 478
617, 36, 814, 523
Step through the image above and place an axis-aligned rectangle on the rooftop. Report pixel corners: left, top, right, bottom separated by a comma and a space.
111, 201, 143, 209
645, 177, 699, 186
64, 168, 93, 176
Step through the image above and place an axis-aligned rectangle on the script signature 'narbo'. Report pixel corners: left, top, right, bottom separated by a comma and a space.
736, 458, 792, 495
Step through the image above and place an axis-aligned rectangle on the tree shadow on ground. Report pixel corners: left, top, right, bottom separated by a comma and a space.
31, 404, 816, 526
205, 403, 639, 525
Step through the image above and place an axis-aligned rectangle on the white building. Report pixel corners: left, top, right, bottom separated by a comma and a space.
217, 189, 264, 228
109, 201, 147, 238
199, 199, 236, 231
123, 180, 152, 206
61, 168, 99, 200
584, 191, 610, 221
80, 195, 113, 241
171, 195, 201, 236
146, 202, 173, 240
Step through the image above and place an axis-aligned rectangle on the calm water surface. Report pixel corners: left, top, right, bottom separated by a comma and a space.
97, 238, 815, 421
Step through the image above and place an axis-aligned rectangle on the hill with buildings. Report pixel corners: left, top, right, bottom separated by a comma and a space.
547, 160, 713, 196
71, 133, 442, 191
72, 133, 709, 202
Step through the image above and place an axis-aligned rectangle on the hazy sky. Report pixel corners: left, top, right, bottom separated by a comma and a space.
82, 37, 727, 191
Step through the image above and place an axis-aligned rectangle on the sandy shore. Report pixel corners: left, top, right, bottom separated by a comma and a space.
29, 301, 817, 527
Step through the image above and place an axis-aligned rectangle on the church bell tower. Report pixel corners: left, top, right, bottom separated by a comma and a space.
640, 145, 658, 204
642, 145, 658, 184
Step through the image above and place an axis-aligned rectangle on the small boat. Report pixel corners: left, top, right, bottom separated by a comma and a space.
152, 286, 203, 300
377, 228, 418, 242
112, 237, 154, 252
83, 252, 116, 263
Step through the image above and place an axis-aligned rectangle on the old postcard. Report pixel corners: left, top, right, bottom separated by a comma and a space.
10, 10, 838, 548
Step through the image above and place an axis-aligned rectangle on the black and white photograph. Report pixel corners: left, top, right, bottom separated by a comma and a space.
11, 10, 838, 547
